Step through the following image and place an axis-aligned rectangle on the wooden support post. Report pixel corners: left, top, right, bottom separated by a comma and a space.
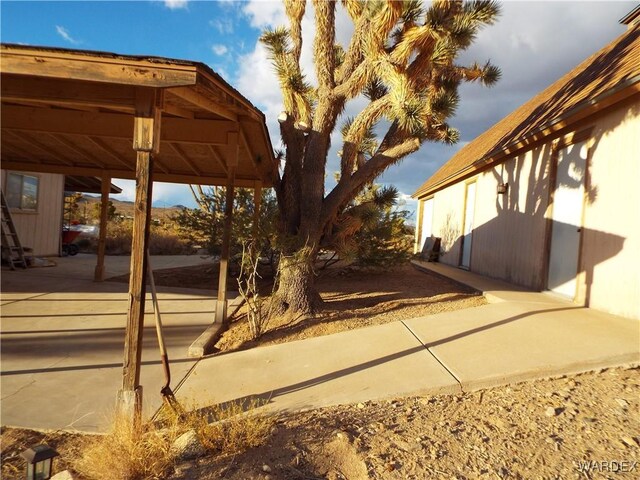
215, 132, 239, 325
117, 88, 161, 423
215, 167, 236, 324
94, 176, 111, 281
252, 181, 262, 240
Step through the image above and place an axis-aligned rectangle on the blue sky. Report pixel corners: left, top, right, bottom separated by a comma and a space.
1, 0, 636, 219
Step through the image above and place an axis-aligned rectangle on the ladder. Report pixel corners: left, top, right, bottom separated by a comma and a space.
1, 190, 27, 270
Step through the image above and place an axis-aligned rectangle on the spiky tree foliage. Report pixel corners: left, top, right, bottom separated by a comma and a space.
264, 0, 501, 315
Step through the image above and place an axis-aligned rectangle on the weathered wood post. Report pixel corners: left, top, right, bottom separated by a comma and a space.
215, 132, 239, 325
94, 176, 111, 281
117, 88, 162, 424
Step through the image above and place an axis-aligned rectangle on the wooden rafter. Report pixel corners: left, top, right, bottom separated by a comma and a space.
167, 142, 202, 176
239, 126, 257, 167
85, 136, 134, 169
49, 134, 108, 168
0, 158, 261, 187
2, 75, 137, 111
2, 130, 74, 167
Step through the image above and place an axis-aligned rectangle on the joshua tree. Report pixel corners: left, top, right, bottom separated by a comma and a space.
264, 0, 501, 314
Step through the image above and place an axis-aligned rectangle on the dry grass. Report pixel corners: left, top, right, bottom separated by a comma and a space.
71, 416, 179, 480
69, 401, 275, 480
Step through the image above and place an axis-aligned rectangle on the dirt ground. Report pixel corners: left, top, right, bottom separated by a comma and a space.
3, 367, 637, 479
215, 263, 486, 352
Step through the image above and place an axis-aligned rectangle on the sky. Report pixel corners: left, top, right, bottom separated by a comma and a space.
1, 0, 636, 220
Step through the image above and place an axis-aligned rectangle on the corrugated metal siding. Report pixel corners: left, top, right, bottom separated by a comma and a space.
2, 171, 63, 256
471, 146, 553, 289
581, 102, 640, 320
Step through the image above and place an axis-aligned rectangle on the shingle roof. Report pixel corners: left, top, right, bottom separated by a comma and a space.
413, 24, 640, 198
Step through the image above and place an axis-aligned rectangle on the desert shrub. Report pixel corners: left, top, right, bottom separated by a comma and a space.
174, 187, 278, 258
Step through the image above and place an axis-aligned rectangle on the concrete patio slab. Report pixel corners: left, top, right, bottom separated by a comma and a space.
1, 254, 229, 432
404, 301, 640, 390
176, 321, 460, 414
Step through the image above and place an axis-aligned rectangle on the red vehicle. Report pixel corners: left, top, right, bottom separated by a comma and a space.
61, 229, 81, 256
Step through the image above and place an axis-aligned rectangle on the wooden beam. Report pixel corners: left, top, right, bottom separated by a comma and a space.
2, 75, 137, 111
2, 104, 239, 145
163, 103, 194, 119
169, 87, 237, 121
215, 166, 236, 325
94, 176, 111, 282
1, 47, 197, 88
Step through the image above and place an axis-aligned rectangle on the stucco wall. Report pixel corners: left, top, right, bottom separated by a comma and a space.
580, 101, 640, 319
2, 170, 64, 256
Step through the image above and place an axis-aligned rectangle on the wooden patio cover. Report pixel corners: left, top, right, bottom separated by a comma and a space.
0, 43, 276, 421
1, 44, 276, 187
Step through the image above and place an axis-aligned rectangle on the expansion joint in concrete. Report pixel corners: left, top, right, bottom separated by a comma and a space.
401, 320, 463, 389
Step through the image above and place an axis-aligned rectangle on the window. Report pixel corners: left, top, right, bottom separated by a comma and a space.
6, 173, 39, 211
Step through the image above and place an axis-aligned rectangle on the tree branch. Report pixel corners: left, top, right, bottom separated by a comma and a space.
285, 0, 306, 63
322, 133, 421, 229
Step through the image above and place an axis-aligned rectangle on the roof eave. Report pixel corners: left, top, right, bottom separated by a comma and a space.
413, 79, 640, 199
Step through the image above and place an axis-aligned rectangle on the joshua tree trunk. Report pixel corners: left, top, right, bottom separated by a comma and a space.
272, 247, 323, 315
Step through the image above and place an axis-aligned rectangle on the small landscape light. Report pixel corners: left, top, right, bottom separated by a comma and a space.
497, 182, 508, 195
20, 444, 59, 480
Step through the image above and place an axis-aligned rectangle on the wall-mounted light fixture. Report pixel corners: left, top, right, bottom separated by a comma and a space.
497, 182, 509, 195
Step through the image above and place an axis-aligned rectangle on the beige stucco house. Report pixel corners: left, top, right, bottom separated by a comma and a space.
413, 12, 640, 320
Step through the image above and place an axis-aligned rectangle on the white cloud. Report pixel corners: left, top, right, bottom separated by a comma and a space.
242, 0, 287, 29
55, 25, 80, 45
163, 0, 188, 10
209, 18, 234, 34
211, 44, 228, 56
